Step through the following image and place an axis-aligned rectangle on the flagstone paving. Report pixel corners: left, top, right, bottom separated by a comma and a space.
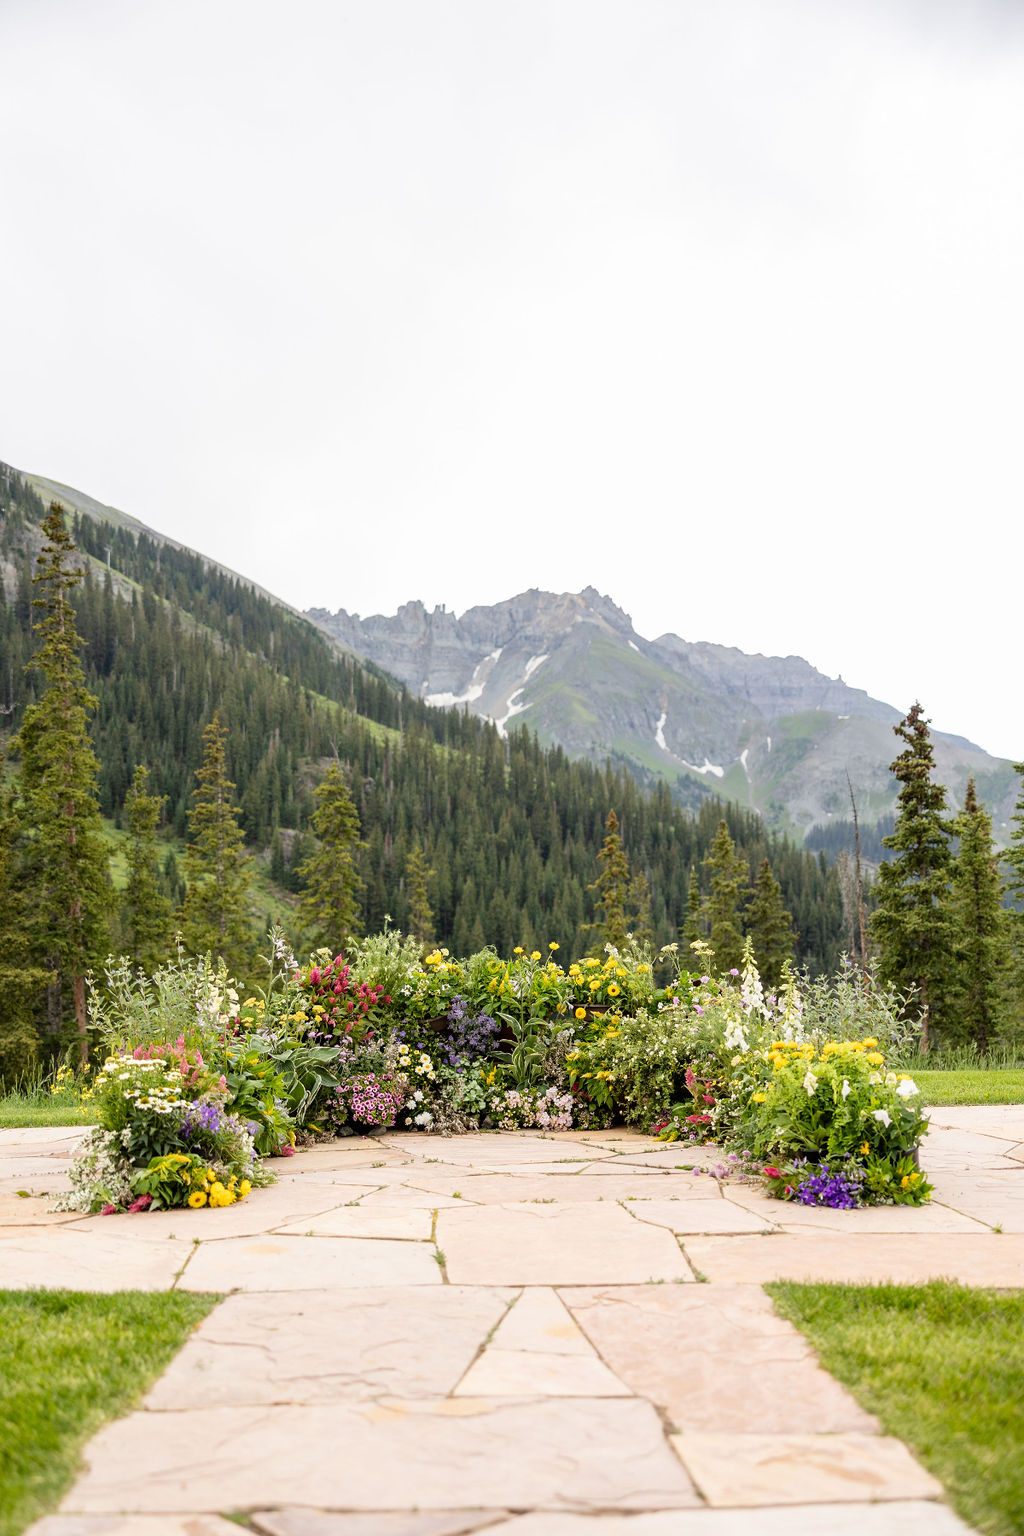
5, 1112, 1018, 1533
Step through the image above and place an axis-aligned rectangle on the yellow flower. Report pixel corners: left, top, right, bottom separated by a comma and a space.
531, 951, 541, 961
589, 978, 601, 991
188, 1191, 208, 1208
751, 1092, 767, 1104
863, 1038, 878, 1048
549, 942, 559, 951
575, 1007, 587, 1020
238, 1180, 252, 1197
866, 1052, 884, 1067
859, 1142, 870, 1155
514, 946, 524, 955
607, 984, 621, 997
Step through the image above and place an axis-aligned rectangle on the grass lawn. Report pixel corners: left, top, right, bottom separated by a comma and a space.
914, 1069, 1024, 1105
0, 1289, 218, 1536
769, 1280, 1024, 1536
0, 1100, 99, 1129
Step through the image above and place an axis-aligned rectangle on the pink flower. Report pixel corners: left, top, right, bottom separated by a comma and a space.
127, 1194, 153, 1213
100, 1203, 117, 1215
763, 1166, 782, 1179
278, 1144, 296, 1157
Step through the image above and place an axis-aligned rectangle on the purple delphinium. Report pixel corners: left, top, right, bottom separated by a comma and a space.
794, 1162, 863, 1209
443, 997, 500, 1069
181, 1102, 223, 1138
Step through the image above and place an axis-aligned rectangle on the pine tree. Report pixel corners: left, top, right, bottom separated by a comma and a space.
121, 765, 172, 972
745, 858, 795, 990
587, 810, 632, 951
949, 777, 1008, 1053
869, 703, 953, 1051
700, 820, 748, 972
13, 504, 111, 1062
1003, 761, 1024, 998
680, 866, 702, 952
0, 744, 49, 1082
297, 762, 364, 948
405, 843, 435, 946
182, 713, 253, 970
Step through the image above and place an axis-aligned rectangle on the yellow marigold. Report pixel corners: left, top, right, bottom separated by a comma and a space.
239, 1179, 252, 1197
607, 984, 621, 997
188, 1191, 207, 1208
514, 946, 524, 955
575, 1007, 587, 1020
531, 951, 541, 961
863, 1037, 878, 1047
549, 942, 559, 950
866, 1052, 884, 1067
589, 978, 601, 991
751, 1092, 767, 1104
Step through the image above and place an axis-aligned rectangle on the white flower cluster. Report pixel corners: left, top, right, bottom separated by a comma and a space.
99, 1056, 188, 1114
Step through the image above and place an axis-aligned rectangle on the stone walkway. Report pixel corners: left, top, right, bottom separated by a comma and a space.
3, 1105, 1023, 1536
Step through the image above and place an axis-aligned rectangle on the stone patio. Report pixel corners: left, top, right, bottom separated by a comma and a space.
4, 1106, 1020, 1535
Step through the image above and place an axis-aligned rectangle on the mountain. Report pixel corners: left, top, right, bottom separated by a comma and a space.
0, 461, 850, 972
308, 587, 1018, 845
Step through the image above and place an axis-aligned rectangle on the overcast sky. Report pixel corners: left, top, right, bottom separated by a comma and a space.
2, 0, 1021, 759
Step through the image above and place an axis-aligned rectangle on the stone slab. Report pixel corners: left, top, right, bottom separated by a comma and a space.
926, 1171, 1024, 1231
379, 1134, 616, 1165
488, 1286, 592, 1354
177, 1233, 441, 1291
251, 1514, 509, 1536
455, 1348, 632, 1397
27, 1518, 249, 1536
0, 1126, 90, 1146
926, 1106, 1024, 1137
629, 1199, 776, 1234
146, 1287, 513, 1406
562, 1285, 875, 1434
487, 1503, 975, 1535
404, 1173, 723, 1204
671, 1430, 942, 1506
355, 1187, 469, 1209
72, 1182, 375, 1240
722, 1186, 989, 1234
275, 1205, 433, 1240
683, 1231, 1024, 1285
63, 1399, 700, 1512
437, 1202, 692, 1285
0, 1227, 192, 1291
0, 1192, 88, 1226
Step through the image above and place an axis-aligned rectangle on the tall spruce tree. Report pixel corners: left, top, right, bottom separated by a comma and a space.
950, 777, 1008, 1053
404, 843, 435, 946
0, 744, 49, 1081
121, 764, 172, 972
745, 858, 796, 990
700, 820, 748, 972
869, 703, 953, 1050
587, 810, 632, 951
680, 866, 702, 951
182, 713, 253, 970
13, 504, 111, 1062
1003, 761, 1024, 1001
297, 762, 364, 948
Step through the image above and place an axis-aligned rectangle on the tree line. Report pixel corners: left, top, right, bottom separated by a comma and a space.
0, 476, 860, 1076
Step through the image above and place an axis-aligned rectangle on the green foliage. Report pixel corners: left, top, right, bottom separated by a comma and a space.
404, 843, 435, 945
0, 745, 48, 1084
700, 820, 748, 971
869, 703, 954, 1050
586, 809, 632, 950
0, 1290, 217, 1536
182, 713, 253, 971
949, 777, 1010, 1052
120, 764, 173, 972
12, 505, 112, 1059
297, 762, 364, 948
744, 857, 795, 989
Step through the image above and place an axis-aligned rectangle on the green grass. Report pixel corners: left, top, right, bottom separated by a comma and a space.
0, 1289, 218, 1536
768, 1281, 1024, 1536
0, 1100, 98, 1128
914, 1069, 1024, 1105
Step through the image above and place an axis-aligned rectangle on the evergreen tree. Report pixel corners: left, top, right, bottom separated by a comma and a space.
182, 713, 252, 970
0, 745, 49, 1082
680, 866, 702, 952
13, 504, 111, 1062
587, 810, 632, 951
869, 703, 953, 1050
405, 843, 435, 946
949, 777, 1008, 1053
297, 762, 364, 948
745, 858, 796, 990
700, 820, 748, 972
1003, 761, 1024, 1000
121, 765, 172, 972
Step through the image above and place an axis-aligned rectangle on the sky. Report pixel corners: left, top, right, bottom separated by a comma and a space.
1, 0, 1022, 758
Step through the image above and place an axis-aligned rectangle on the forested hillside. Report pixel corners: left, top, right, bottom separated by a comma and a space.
0, 462, 846, 975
